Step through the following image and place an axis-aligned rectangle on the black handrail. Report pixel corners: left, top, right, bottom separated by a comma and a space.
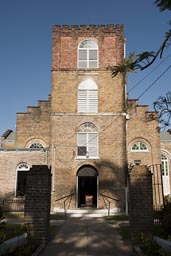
55, 193, 75, 218
99, 193, 118, 216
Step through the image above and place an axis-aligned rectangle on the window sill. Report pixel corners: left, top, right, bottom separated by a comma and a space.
76, 157, 99, 160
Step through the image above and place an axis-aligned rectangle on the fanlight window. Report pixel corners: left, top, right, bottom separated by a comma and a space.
78, 79, 98, 113
18, 163, 30, 170
131, 142, 148, 152
77, 122, 98, 158
29, 142, 44, 149
78, 40, 98, 68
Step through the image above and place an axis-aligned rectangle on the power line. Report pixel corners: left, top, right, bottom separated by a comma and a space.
138, 64, 171, 99
128, 54, 171, 93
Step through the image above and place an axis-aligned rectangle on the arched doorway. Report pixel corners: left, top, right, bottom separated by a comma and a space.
77, 165, 98, 208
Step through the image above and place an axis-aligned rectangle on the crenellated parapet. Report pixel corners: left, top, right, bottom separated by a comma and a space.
52, 24, 124, 71
127, 98, 159, 122
53, 24, 123, 33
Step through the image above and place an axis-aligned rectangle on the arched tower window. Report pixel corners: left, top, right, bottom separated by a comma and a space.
77, 122, 98, 159
78, 40, 98, 68
16, 163, 30, 197
78, 79, 98, 113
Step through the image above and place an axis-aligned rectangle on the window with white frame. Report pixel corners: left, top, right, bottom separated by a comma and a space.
29, 142, 44, 149
78, 79, 98, 113
77, 122, 98, 158
131, 141, 148, 152
161, 154, 169, 176
161, 153, 170, 195
16, 163, 30, 197
78, 40, 98, 68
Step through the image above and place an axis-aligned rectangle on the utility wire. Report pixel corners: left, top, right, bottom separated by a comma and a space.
128, 54, 171, 93
138, 64, 171, 99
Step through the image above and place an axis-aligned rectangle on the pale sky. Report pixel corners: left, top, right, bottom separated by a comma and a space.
0, 0, 171, 137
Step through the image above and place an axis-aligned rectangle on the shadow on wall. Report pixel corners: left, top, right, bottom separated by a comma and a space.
96, 160, 127, 210
54, 159, 128, 211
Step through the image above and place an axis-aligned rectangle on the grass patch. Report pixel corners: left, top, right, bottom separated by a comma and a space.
0, 223, 26, 243
50, 214, 65, 220
4, 212, 24, 219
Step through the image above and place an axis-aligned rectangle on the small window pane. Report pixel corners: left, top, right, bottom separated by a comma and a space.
132, 143, 139, 150
77, 133, 86, 145
140, 142, 147, 150
78, 61, 87, 68
79, 50, 87, 60
89, 50, 97, 60
89, 61, 98, 68
77, 146, 87, 156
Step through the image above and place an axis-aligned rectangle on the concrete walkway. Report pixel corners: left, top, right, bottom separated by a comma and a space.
40, 216, 136, 256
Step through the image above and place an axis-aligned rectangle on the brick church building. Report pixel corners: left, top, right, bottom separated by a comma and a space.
0, 24, 171, 213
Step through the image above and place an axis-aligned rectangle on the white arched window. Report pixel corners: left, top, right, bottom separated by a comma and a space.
78, 79, 98, 113
26, 139, 46, 149
77, 122, 98, 159
16, 163, 30, 197
29, 142, 44, 149
161, 153, 170, 195
78, 40, 98, 68
131, 141, 148, 152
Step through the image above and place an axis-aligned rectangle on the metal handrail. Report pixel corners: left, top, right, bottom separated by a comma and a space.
99, 193, 119, 216
55, 193, 75, 218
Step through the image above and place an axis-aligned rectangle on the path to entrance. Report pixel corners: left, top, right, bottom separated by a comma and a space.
40, 216, 135, 256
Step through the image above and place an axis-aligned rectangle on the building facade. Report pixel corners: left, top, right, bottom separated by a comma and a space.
0, 24, 170, 213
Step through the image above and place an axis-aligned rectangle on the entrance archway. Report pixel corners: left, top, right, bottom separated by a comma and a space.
77, 165, 98, 208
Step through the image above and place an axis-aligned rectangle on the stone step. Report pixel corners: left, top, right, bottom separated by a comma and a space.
53, 207, 122, 217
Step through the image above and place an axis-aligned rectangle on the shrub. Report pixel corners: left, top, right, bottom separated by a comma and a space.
142, 238, 168, 256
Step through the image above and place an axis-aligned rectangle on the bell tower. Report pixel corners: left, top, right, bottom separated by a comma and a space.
50, 24, 127, 211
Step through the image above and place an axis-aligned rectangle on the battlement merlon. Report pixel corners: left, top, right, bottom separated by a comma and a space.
52, 24, 124, 35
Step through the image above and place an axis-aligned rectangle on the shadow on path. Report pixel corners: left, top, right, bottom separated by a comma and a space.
41, 217, 135, 256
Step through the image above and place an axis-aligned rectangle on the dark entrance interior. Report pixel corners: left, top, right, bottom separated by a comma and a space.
16, 171, 27, 197
77, 165, 98, 208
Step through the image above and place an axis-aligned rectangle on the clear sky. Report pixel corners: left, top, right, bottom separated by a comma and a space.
0, 0, 171, 137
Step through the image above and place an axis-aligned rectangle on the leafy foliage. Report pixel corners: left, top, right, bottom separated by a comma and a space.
112, 0, 171, 129
153, 92, 171, 130
154, 0, 171, 11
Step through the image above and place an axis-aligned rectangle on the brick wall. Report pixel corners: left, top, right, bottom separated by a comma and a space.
129, 165, 153, 233
25, 165, 51, 245
0, 150, 48, 198
52, 24, 124, 71
15, 96, 51, 148
127, 99, 161, 166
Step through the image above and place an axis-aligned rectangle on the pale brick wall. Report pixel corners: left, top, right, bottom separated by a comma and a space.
15, 97, 51, 148
127, 99, 161, 166
0, 150, 48, 198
